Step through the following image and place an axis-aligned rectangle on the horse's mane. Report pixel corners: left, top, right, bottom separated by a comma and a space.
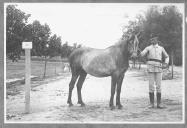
106, 38, 128, 49
79, 38, 128, 50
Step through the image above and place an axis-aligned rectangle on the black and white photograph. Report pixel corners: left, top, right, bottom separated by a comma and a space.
4, 2, 185, 124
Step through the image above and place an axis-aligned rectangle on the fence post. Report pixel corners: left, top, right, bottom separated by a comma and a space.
22, 42, 32, 113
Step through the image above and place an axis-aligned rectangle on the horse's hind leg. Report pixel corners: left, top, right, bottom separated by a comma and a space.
76, 70, 87, 107
67, 73, 79, 106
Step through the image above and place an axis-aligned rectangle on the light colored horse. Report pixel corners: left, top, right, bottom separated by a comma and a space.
63, 63, 70, 72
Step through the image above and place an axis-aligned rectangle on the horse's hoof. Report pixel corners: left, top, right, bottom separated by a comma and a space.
110, 106, 115, 110
80, 103, 86, 107
117, 104, 123, 109
157, 104, 166, 109
68, 103, 73, 107
78, 101, 85, 107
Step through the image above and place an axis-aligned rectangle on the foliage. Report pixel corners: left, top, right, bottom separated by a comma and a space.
48, 34, 62, 58
31, 20, 51, 57
122, 5, 183, 65
6, 5, 31, 61
60, 42, 71, 58
6, 5, 81, 62
73, 43, 82, 50
60, 42, 82, 58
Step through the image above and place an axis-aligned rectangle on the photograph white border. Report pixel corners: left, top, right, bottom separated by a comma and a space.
4, 2, 185, 124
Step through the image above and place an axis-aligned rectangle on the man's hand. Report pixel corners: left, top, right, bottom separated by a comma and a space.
162, 63, 169, 69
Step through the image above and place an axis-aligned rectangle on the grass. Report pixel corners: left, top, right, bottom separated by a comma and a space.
6, 58, 68, 80
6, 57, 71, 97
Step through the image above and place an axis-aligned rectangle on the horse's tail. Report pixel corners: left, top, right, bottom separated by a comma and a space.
68, 48, 85, 74
67, 62, 71, 73
68, 51, 78, 74
68, 54, 73, 73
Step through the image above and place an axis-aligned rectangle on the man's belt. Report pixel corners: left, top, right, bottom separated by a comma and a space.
148, 59, 162, 63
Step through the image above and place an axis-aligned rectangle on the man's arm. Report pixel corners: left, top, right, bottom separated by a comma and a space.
140, 47, 149, 57
162, 47, 169, 64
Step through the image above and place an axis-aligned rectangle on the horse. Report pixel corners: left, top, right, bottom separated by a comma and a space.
67, 33, 140, 110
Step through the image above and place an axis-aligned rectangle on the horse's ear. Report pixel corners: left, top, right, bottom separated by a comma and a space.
136, 31, 143, 39
136, 32, 141, 37
127, 34, 135, 42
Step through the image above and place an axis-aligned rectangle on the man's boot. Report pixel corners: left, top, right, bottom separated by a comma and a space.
157, 92, 165, 109
148, 92, 154, 108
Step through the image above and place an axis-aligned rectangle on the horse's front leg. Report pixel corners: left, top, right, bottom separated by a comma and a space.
116, 74, 124, 109
109, 75, 117, 110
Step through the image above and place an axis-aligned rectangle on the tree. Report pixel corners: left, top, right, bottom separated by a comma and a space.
48, 34, 62, 58
73, 42, 82, 49
31, 20, 51, 57
122, 5, 182, 65
6, 5, 31, 61
161, 6, 182, 65
60, 41, 72, 58
29, 20, 53, 78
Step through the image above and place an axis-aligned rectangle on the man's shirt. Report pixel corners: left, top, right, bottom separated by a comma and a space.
141, 44, 169, 72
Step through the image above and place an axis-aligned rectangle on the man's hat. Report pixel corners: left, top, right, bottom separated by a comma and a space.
150, 33, 159, 42
150, 36, 158, 41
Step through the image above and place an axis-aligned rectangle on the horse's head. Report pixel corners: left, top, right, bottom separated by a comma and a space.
127, 32, 141, 59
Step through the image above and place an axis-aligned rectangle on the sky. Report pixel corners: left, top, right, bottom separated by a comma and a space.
7, 3, 184, 48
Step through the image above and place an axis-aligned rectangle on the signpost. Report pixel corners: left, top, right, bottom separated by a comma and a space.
22, 42, 32, 113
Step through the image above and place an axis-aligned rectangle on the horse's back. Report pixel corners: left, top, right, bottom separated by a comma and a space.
69, 47, 117, 77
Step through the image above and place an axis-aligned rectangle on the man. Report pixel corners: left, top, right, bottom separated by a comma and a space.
140, 35, 169, 109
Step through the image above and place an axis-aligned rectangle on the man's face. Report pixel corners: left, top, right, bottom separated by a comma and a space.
151, 39, 157, 45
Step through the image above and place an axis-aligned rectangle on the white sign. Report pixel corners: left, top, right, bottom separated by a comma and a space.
22, 42, 32, 49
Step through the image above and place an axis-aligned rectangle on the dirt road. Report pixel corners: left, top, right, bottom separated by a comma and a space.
6, 67, 184, 123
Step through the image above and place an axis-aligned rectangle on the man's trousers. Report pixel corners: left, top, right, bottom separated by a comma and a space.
148, 72, 162, 93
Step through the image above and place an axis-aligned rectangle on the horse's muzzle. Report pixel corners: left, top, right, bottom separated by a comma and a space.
131, 52, 138, 59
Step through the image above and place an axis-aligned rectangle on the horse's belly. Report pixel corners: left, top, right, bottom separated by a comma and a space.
82, 55, 116, 77
84, 66, 111, 77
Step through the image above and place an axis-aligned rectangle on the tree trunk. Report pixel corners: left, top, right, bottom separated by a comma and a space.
55, 60, 56, 75
171, 51, 174, 79
138, 58, 141, 70
43, 56, 47, 78
55, 64, 56, 75
132, 59, 136, 68
138, 62, 141, 70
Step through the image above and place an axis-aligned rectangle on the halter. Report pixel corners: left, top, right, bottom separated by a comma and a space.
133, 35, 140, 54
130, 34, 140, 58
